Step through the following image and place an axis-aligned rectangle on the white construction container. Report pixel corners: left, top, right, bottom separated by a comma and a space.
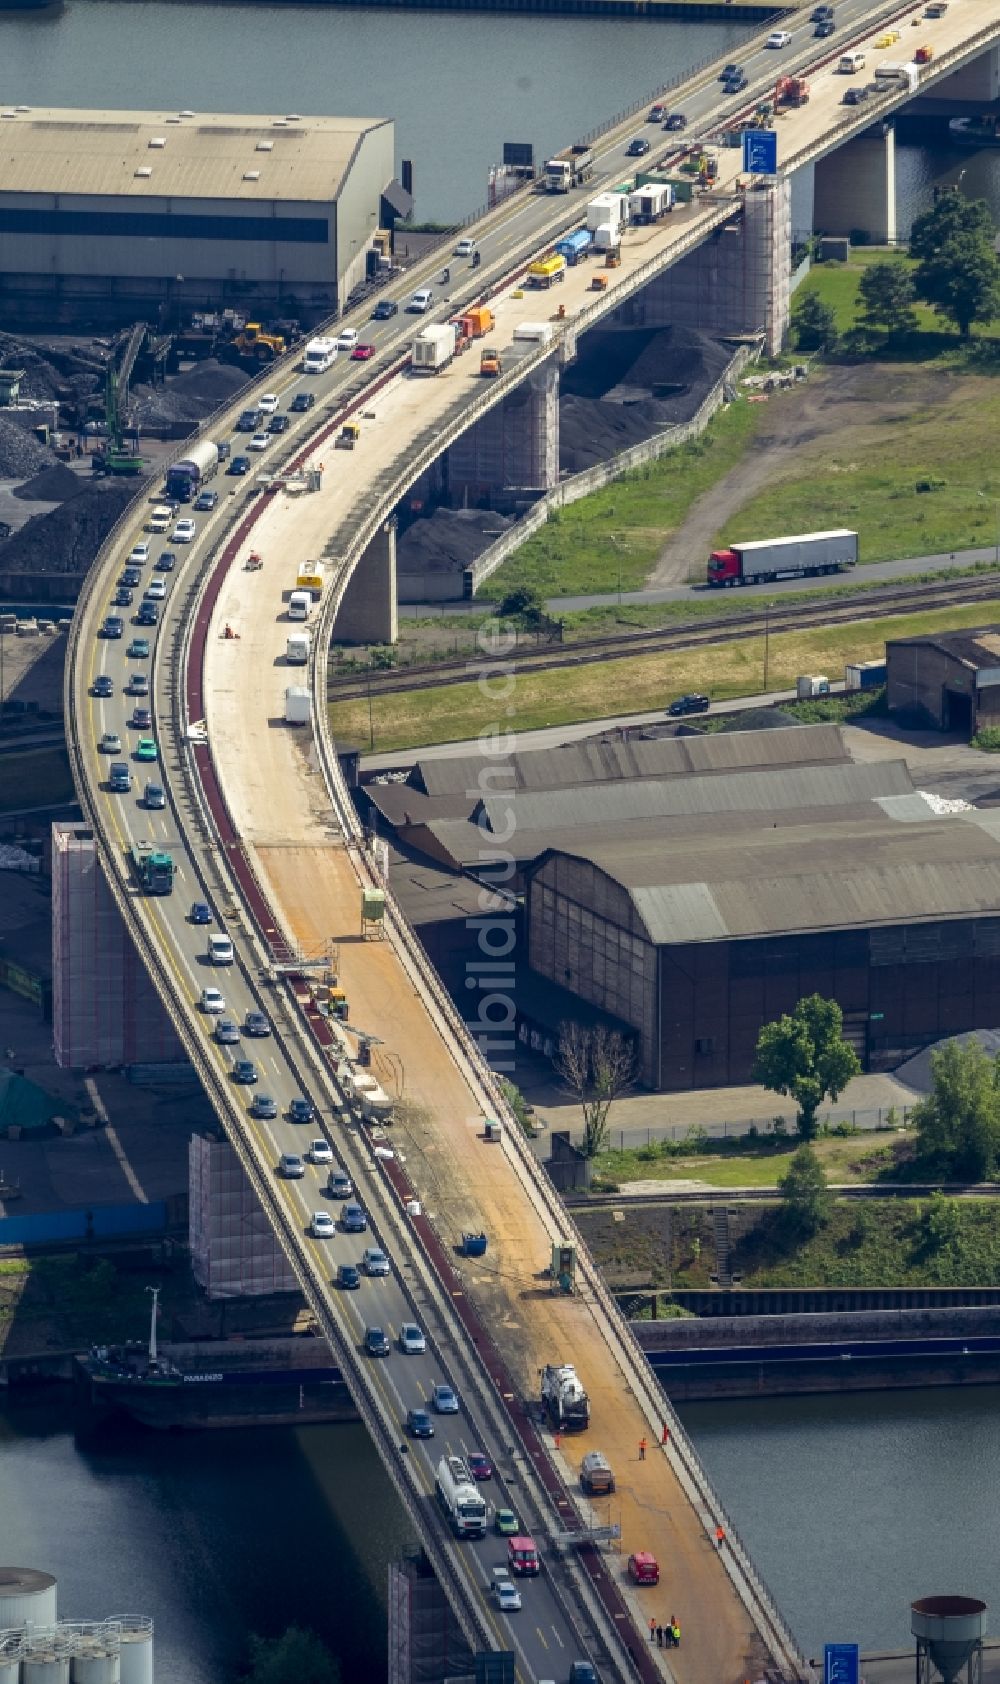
796, 674, 830, 698
286, 631, 310, 665
411, 324, 455, 373
628, 182, 673, 223
591, 223, 620, 252
512, 321, 555, 347
284, 685, 312, 725
586, 191, 628, 233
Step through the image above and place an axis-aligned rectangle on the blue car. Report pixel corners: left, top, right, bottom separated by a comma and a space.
341, 1202, 367, 1233
102, 615, 124, 639
288, 1097, 314, 1125
228, 455, 251, 476
190, 902, 212, 925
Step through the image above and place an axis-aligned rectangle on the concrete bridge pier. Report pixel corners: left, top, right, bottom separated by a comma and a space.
814, 121, 897, 246
444, 360, 560, 503
332, 518, 399, 645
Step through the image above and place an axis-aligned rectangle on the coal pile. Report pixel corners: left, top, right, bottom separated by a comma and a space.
0, 416, 56, 480
13, 463, 88, 504
134, 359, 249, 426
397, 507, 513, 575
559, 325, 734, 475
0, 333, 107, 408
0, 479, 144, 578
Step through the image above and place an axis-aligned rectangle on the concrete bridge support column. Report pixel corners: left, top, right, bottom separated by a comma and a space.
332, 519, 399, 645
613, 179, 792, 354
445, 361, 560, 503
814, 122, 896, 247
932, 44, 1000, 102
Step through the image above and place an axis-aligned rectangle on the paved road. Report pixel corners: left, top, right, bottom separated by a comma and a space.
401, 547, 1000, 618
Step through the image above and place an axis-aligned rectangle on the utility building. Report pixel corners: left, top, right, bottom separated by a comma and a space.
0, 105, 403, 326
887, 625, 1000, 737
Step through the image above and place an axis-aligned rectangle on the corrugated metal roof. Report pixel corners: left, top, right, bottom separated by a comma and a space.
889, 624, 1000, 669
479, 759, 914, 835
415, 722, 847, 799
0, 108, 387, 201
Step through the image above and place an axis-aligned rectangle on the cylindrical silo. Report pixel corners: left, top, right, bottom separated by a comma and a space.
0, 1631, 23, 1684
22, 1636, 71, 1684
912, 1596, 987, 1684
0, 1568, 58, 1631
115, 1618, 153, 1684
70, 1624, 120, 1684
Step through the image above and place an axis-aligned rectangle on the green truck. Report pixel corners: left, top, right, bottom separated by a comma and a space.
130, 840, 175, 895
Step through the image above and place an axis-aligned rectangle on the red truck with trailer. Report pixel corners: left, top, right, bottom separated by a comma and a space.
707, 529, 859, 587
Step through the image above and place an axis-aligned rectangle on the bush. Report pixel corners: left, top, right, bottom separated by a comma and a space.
972, 727, 1000, 753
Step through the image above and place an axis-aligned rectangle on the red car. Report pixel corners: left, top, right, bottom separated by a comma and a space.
467, 1452, 493, 1481
351, 343, 375, 360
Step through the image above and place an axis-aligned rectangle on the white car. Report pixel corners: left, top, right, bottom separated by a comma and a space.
408, 289, 433, 314
99, 731, 122, 754
766, 28, 792, 44
492, 1577, 522, 1613
308, 1139, 333, 1165
257, 393, 279, 414
129, 542, 150, 565
144, 579, 166, 600
172, 518, 196, 543
363, 1247, 390, 1276
336, 328, 358, 350
454, 237, 477, 258
249, 433, 270, 452
399, 1322, 426, 1354
147, 506, 172, 533
311, 1211, 336, 1239
200, 986, 225, 1013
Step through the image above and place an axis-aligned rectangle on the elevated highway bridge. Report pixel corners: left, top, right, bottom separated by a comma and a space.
65, 4, 1000, 1678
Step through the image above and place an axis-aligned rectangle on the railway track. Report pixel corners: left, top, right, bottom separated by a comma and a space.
328, 570, 1000, 701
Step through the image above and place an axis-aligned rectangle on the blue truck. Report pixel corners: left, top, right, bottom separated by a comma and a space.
554, 228, 592, 265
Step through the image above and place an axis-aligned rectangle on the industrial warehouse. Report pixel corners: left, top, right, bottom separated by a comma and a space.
0, 105, 406, 326
887, 624, 1000, 738
366, 722, 1000, 1091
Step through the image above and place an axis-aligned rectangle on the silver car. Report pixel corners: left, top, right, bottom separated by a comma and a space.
399, 1322, 426, 1355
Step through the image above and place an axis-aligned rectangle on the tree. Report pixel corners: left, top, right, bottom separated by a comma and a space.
778, 1144, 832, 1237
555, 1021, 637, 1157
752, 994, 861, 1139
911, 1038, 1000, 1180
498, 585, 545, 626
857, 260, 918, 338
243, 1628, 340, 1684
791, 291, 838, 353
910, 190, 1000, 338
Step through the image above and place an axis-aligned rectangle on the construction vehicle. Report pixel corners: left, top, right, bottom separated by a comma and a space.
335, 421, 362, 448
91, 324, 148, 477
590, 273, 608, 292
540, 1362, 590, 1431
231, 321, 286, 362
775, 74, 810, 108
129, 841, 175, 895
698, 150, 719, 186
480, 348, 502, 377
318, 962, 349, 1021
544, 143, 594, 193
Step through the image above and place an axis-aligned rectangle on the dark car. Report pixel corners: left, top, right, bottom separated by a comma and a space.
290, 392, 316, 412
337, 1263, 361, 1290
194, 490, 218, 512
156, 550, 176, 571
406, 1407, 435, 1439
664, 111, 688, 131
467, 1452, 493, 1481
723, 72, 748, 92
288, 1097, 315, 1124
843, 84, 870, 103
569, 1666, 600, 1684
372, 298, 399, 320
102, 615, 124, 639
814, 17, 835, 33
236, 410, 260, 432
120, 566, 142, 588
144, 782, 165, 810
244, 1011, 271, 1037
668, 692, 710, 716
341, 1202, 367, 1234
268, 414, 290, 434
114, 587, 133, 607
251, 1094, 278, 1120
131, 707, 152, 730
625, 137, 650, 158
811, 3, 833, 16
92, 675, 114, 698
228, 455, 251, 476
233, 1059, 258, 1084
190, 901, 212, 925
365, 1326, 391, 1357
137, 603, 159, 626
719, 62, 740, 79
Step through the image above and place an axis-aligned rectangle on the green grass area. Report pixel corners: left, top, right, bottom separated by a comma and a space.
0, 1253, 197, 1357
799, 250, 1000, 352
0, 747, 75, 814
735, 1199, 1000, 1288
331, 595, 1000, 753
478, 398, 763, 601
596, 1129, 907, 1190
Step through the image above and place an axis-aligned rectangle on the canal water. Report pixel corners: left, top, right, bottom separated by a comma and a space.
3, 1385, 999, 1674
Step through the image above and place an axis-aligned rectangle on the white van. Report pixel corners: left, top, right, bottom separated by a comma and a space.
874, 61, 920, 90
408, 289, 433, 313
208, 934, 234, 965
839, 49, 866, 72
288, 589, 312, 621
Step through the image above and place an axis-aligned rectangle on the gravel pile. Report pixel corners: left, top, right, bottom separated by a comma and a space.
0, 479, 144, 578
134, 359, 249, 425
0, 333, 106, 405
397, 507, 513, 575
13, 463, 88, 504
0, 416, 57, 480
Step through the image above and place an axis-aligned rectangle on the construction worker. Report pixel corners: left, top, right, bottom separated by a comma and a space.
656, 1624, 663, 1648
671, 1618, 681, 1648
648, 1618, 656, 1643
639, 1437, 647, 1460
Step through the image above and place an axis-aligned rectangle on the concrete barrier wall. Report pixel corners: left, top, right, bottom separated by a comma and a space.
465, 339, 761, 597
636, 1303, 1000, 1350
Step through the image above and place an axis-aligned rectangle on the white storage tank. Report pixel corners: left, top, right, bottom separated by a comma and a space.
22, 1637, 71, 1684
0, 1568, 58, 1632
71, 1643, 119, 1684
116, 1620, 153, 1684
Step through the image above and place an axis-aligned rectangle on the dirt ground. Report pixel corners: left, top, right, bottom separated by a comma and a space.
648, 363, 965, 587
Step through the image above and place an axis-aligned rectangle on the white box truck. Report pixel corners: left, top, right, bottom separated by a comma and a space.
513, 322, 555, 348
303, 337, 338, 374
874, 62, 920, 92
284, 685, 312, 725
286, 631, 310, 665
411, 324, 456, 374
586, 192, 628, 233
591, 223, 620, 253
707, 529, 859, 586
628, 183, 674, 224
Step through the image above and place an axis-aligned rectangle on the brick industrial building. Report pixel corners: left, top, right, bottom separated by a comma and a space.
887, 625, 1000, 737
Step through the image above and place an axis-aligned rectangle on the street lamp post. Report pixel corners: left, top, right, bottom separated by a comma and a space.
366, 657, 375, 752
979, 491, 1000, 566
763, 601, 775, 693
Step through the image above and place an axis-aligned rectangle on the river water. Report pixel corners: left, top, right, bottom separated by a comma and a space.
3, 1385, 999, 1674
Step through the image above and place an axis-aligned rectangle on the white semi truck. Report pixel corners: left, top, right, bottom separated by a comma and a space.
435, 1455, 488, 1537
707, 529, 859, 587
